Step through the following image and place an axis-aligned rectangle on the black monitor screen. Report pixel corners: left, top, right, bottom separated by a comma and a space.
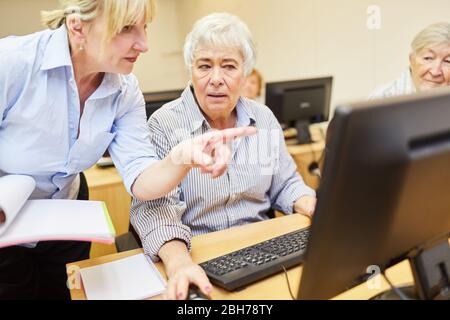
143, 89, 183, 119
283, 85, 327, 123
298, 89, 450, 300
265, 77, 332, 144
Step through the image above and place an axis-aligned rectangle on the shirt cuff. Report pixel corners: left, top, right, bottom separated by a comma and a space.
142, 225, 193, 262
278, 185, 316, 214
123, 158, 158, 196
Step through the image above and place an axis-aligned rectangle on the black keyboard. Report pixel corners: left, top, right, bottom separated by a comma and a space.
199, 227, 310, 291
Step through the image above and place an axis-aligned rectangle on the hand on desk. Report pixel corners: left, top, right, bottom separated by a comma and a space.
163, 259, 212, 300
294, 195, 316, 219
159, 240, 212, 300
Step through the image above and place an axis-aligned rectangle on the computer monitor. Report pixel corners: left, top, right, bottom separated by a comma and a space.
298, 89, 450, 300
265, 77, 332, 144
143, 89, 183, 119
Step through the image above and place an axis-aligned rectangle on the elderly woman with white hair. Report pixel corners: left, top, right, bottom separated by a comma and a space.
130, 12, 317, 300
370, 22, 450, 99
0, 1, 256, 299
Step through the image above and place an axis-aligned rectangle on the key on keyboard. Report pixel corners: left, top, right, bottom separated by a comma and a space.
199, 227, 309, 291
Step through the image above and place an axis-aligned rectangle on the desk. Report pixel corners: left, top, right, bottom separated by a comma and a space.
84, 166, 131, 258
67, 214, 415, 300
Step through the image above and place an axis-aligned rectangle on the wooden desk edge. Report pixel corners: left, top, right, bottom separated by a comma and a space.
67, 213, 418, 300
67, 214, 309, 300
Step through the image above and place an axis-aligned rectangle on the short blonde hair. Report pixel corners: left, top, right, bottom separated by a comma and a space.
183, 12, 257, 76
411, 22, 450, 56
41, 0, 155, 46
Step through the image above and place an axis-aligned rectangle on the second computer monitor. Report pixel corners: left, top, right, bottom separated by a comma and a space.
143, 89, 183, 119
265, 77, 332, 144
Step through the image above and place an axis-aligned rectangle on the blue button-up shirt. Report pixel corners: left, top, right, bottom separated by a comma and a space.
0, 26, 158, 199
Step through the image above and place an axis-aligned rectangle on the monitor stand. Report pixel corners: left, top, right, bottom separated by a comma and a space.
370, 285, 419, 300
295, 120, 312, 145
371, 240, 450, 300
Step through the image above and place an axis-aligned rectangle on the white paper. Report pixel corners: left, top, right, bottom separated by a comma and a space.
0, 199, 114, 247
0, 175, 36, 236
80, 253, 166, 300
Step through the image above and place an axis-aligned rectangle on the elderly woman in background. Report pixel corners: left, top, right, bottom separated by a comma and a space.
242, 68, 264, 102
0, 0, 255, 299
130, 12, 317, 300
370, 22, 450, 99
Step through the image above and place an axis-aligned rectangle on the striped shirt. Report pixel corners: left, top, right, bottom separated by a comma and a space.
368, 69, 416, 100
130, 85, 315, 261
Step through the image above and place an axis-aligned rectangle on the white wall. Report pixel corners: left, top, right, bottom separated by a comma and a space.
177, 0, 450, 109
133, 0, 188, 92
0, 0, 58, 37
1, 0, 450, 109
0, 0, 188, 93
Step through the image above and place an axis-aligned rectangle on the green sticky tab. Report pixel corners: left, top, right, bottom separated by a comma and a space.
102, 202, 116, 236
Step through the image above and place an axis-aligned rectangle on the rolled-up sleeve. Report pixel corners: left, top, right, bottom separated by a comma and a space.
130, 191, 192, 262
268, 119, 316, 214
129, 114, 192, 262
107, 76, 159, 196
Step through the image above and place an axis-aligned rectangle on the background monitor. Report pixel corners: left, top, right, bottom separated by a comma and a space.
143, 89, 183, 119
265, 77, 332, 144
298, 89, 450, 300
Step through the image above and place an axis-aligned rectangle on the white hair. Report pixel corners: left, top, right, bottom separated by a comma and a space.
411, 22, 450, 56
183, 12, 256, 76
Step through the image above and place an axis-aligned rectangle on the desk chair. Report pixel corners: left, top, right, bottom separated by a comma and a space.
78, 172, 89, 201
115, 224, 142, 252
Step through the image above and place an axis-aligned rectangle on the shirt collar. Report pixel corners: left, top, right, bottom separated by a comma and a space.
90, 72, 125, 100
181, 84, 208, 133
181, 84, 257, 134
237, 97, 257, 127
40, 25, 73, 71
40, 25, 124, 98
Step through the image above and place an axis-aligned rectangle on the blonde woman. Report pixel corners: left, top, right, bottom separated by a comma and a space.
370, 22, 450, 99
0, 0, 255, 299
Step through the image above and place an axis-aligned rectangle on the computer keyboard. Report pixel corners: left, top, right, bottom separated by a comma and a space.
199, 227, 310, 291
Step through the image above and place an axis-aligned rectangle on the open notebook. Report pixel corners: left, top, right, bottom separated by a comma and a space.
0, 175, 116, 248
